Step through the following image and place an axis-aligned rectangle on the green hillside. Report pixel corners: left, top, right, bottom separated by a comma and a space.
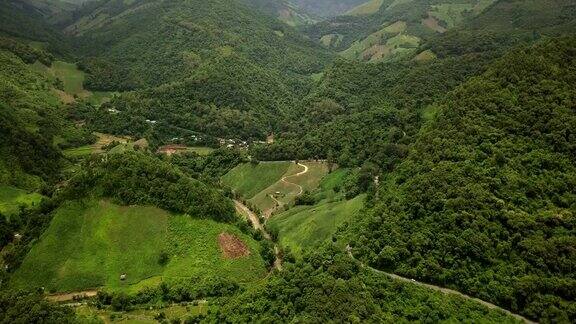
347, 37, 576, 322
0, 48, 62, 190
290, 0, 370, 18
2, 0, 576, 323
222, 162, 291, 198
0, 186, 43, 216
11, 200, 266, 292
66, 0, 331, 90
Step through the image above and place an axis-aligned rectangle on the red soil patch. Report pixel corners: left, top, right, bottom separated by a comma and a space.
218, 232, 250, 259
157, 144, 189, 156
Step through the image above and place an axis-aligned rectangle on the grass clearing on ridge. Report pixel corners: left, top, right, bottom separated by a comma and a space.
0, 185, 43, 216
10, 200, 266, 292
222, 161, 291, 199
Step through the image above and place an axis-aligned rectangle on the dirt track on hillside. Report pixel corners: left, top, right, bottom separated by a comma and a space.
46, 290, 98, 302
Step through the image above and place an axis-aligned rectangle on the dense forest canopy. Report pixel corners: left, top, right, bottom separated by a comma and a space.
346, 37, 576, 322
0, 0, 575, 323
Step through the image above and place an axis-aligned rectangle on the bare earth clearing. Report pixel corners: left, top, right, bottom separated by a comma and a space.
218, 232, 250, 259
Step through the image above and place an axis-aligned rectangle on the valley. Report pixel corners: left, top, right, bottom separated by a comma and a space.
0, 0, 575, 323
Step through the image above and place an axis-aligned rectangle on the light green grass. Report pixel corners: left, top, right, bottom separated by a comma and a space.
248, 162, 329, 215
51, 61, 87, 95
387, 0, 413, 10
415, 49, 437, 62
0, 185, 43, 216
11, 200, 266, 292
30, 60, 114, 103
188, 146, 215, 156
320, 34, 343, 48
269, 194, 365, 256
346, 0, 384, 16
429, 3, 474, 28
76, 302, 213, 323
63, 145, 94, 157
222, 161, 291, 199
87, 91, 115, 105
340, 21, 419, 62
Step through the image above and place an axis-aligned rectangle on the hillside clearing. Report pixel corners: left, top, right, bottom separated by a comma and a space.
346, 0, 384, 16
270, 194, 365, 256
222, 161, 291, 199
0, 185, 43, 216
247, 161, 329, 217
10, 200, 266, 292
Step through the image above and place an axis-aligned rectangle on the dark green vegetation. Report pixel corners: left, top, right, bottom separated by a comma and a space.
65, 152, 234, 222
11, 200, 266, 292
210, 247, 521, 323
0, 0, 575, 323
347, 37, 576, 322
291, 0, 370, 17
0, 290, 76, 323
69, 0, 330, 89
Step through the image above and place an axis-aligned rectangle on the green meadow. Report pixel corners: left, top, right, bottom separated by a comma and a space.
10, 200, 266, 292
222, 161, 291, 198
0, 185, 43, 216
268, 169, 364, 256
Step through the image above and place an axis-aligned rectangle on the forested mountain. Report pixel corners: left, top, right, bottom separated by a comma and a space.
0, 44, 63, 190
241, 0, 316, 26
0, 0, 73, 56
64, 0, 331, 89
306, 0, 576, 63
290, 0, 370, 17
1, 0, 576, 323
346, 37, 576, 322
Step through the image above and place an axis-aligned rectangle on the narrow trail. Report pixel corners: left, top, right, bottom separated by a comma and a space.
280, 162, 308, 196
46, 290, 98, 303
347, 251, 536, 324
234, 199, 281, 270
265, 161, 309, 218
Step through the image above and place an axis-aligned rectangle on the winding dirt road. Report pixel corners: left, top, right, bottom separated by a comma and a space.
347, 251, 536, 324
281, 162, 308, 196
234, 199, 281, 270
266, 161, 309, 217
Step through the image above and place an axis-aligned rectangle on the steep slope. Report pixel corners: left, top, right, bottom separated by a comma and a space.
306, 0, 498, 61
0, 47, 63, 190
242, 0, 317, 26
347, 37, 576, 322
290, 0, 370, 18
0, 0, 73, 56
65, 0, 331, 90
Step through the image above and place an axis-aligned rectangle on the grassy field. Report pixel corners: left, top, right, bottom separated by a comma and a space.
341, 21, 420, 62
188, 146, 215, 156
52, 61, 86, 95
430, 3, 474, 28
269, 195, 365, 256
247, 162, 329, 216
10, 200, 266, 292
76, 302, 214, 323
268, 169, 364, 256
222, 161, 291, 198
346, 0, 384, 16
0, 185, 43, 216
30, 60, 114, 104
63, 145, 93, 157
76, 301, 214, 323
64, 133, 131, 157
